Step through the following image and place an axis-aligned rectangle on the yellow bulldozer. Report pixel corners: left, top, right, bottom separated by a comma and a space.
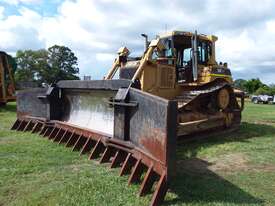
12, 31, 244, 206
0, 51, 16, 106
105, 31, 244, 136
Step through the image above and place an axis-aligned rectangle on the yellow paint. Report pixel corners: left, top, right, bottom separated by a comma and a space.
105, 30, 234, 99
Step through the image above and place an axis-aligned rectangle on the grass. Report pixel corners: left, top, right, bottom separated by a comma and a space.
1, 102, 275, 205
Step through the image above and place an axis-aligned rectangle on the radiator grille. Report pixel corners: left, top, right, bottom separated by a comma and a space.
159, 66, 174, 88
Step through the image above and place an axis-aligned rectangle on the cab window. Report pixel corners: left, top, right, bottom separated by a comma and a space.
198, 41, 212, 64
152, 38, 174, 65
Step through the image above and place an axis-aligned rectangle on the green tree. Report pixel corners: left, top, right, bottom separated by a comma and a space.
33, 49, 51, 84
269, 84, 275, 95
14, 46, 79, 85
15, 50, 37, 82
234, 79, 247, 91
255, 86, 272, 95
48, 45, 79, 83
243, 78, 264, 94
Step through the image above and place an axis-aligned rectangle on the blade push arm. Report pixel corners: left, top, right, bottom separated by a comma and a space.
131, 39, 165, 82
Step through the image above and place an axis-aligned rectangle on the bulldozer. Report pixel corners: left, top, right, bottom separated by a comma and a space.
11, 31, 244, 206
0, 51, 16, 106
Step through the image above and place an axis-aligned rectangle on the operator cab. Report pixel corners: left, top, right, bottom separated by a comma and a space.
159, 31, 214, 83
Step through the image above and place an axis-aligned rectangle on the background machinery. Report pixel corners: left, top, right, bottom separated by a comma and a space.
251, 95, 275, 104
12, 31, 244, 205
0, 51, 16, 106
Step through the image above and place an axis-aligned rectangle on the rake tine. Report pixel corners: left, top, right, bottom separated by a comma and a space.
39, 125, 47, 135
23, 120, 32, 132
16, 120, 25, 131
53, 129, 64, 142
42, 127, 50, 137
89, 138, 105, 160
20, 120, 29, 131
48, 127, 57, 139
150, 172, 168, 206
65, 132, 76, 147
31, 122, 39, 133
11, 119, 20, 130
32, 122, 43, 133
80, 137, 93, 155
77, 136, 90, 151
15, 120, 23, 131
48, 127, 56, 139
72, 134, 83, 151
44, 126, 55, 137
51, 128, 62, 142
58, 130, 70, 144
110, 150, 126, 168
66, 133, 80, 148
119, 153, 135, 176
128, 159, 143, 185
99, 147, 115, 164
139, 165, 156, 196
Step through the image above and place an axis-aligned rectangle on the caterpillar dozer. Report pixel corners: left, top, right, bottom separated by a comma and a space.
0, 51, 16, 106
12, 31, 244, 206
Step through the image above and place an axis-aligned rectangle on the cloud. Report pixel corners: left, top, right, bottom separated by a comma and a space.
0, 6, 4, 19
0, 7, 44, 51
1, 0, 42, 5
96, 53, 116, 61
0, 0, 275, 83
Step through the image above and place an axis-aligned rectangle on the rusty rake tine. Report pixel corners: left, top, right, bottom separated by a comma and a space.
23, 120, 31, 132
16, 120, 24, 131
65, 132, 75, 147
72, 134, 81, 151
128, 159, 143, 185
80, 137, 92, 155
58, 130, 69, 144
52, 128, 61, 142
110, 150, 123, 168
31, 122, 39, 133
33, 122, 43, 133
42, 127, 53, 137
89, 138, 104, 160
120, 153, 134, 176
150, 172, 168, 206
15, 120, 22, 131
139, 165, 155, 196
11, 119, 20, 130
48, 127, 58, 140
99, 147, 115, 164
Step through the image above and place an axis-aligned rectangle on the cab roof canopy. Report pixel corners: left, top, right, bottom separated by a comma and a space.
158, 30, 218, 43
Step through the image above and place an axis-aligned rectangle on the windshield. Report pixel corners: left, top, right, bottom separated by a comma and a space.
160, 38, 174, 57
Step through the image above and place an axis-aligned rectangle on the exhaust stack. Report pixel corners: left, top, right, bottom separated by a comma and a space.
141, 33, 149, 51
192, 30, 198, 81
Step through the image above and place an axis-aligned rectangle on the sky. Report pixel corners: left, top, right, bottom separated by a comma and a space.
0, 0, 275, 84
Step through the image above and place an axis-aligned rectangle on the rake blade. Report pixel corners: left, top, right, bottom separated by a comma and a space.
11, 118, 170, 206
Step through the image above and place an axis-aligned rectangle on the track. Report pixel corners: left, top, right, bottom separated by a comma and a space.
175, 80, 230, 110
